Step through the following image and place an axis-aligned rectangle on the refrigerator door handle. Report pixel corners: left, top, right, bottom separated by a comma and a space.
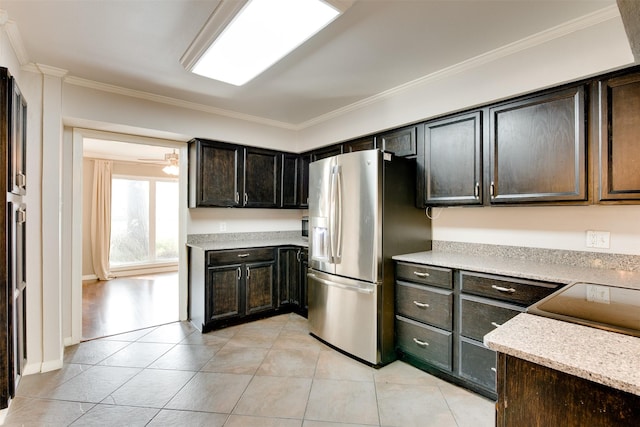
307, 273, 374, 294
334, 165, 343, 262
329, 165, 338, 263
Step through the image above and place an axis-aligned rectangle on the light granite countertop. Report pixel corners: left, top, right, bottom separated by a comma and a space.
484, 313, 640, 396
187, 238, 308, 251
392, 250, 640, 290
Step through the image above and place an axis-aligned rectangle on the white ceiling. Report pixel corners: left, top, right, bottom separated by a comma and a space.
2, 0, 619, 129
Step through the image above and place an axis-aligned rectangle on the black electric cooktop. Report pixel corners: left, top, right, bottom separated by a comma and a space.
527, 282, 640, 338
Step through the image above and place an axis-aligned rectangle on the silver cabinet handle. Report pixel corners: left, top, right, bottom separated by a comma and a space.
296, 250, 301, 262
491, 322, 502, 328
474, 181, 479, 198
490, 181, 495, 198
413, 301, 430, 308
413, 338, 429, 347
237, 267, 241, 280
491, 285, 516, 293
17, 172, 26, 188
413, 271, 430, 278
246, 267, 250, 279
244, 193, 248, 204
17, 208, 26, 224
491, 367, 497, 373
235, 192, 240, 203
237, 253, 250, 258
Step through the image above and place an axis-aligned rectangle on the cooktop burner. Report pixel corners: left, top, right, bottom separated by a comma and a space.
527, 282, 640, 338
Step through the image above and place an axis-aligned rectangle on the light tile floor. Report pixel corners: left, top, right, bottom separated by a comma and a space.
4, 313, 495, 426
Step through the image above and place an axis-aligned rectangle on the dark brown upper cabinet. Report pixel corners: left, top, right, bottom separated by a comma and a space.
189, 139, 243, 208
343, 136, 375, 153
311, 144, 343, 161
488, 85, 587, 204
379, 125, 417, 157
597, 71, 640, 202
298, 154, 310, 208
243, 147, 281, 208
281, 153, 299, 208
422, 112, 482, 206
8, 78, 26, 196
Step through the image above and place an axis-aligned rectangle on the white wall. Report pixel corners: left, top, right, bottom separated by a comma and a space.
188, 208, 304, 235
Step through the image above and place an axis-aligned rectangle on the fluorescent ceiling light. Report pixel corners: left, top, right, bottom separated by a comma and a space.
186, 0, 342, 86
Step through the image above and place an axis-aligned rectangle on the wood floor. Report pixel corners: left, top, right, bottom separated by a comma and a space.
82, 272, 179, 341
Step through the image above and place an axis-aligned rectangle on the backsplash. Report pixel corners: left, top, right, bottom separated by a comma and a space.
433, 241, 640, 272
187, 230, 301, 244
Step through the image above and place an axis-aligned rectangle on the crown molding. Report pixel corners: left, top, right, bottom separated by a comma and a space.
63, 76, 298, 130
297, 4, 622, 129
37, 63, 68, 78
0, 10, 30, 65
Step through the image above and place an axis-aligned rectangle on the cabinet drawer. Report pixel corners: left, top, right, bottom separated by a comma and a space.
460, 272, 560, 306
396, 262, 452, 289
396, 282, 452, 330
396, 315, 452, 371
207, 248, 275, 265
460, 296, 522, 341
459, 338, 496, 392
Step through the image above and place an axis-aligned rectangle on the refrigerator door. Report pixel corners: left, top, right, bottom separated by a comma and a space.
333, 150, 380, 283
307, 269, 378, 364
309, 150, 380, 283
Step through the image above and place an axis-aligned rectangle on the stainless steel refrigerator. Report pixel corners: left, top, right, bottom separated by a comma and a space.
308, 149, 431, 366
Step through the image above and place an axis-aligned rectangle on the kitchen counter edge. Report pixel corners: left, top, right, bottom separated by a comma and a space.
187, 238, 308, 251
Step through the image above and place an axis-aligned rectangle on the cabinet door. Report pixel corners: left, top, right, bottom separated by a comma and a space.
9, 79, 27, 195
243, 147, 281, 208
245, 260, 276, 314
207, 264, 242, 321
299, 249, 309, 315
424, 112, 482, 206
380, 125, 417, 157
598, 73, 640, 201
189, 139, 243, 207
489, 86, 587, 203
281, 153, 299, 208
277, 248, 300, 306
298, 154, 310, 208
343, 137, 375, 153
311, 144, 343, 161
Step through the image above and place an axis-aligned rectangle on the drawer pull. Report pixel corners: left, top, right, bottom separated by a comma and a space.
413, 338, 429, 347
413, 271, 430, 278
491, 367, 497, 373
491, 322, 502, 328
237, 253, 250, 258
491, 285, 516, 294
413, 301, 430, 308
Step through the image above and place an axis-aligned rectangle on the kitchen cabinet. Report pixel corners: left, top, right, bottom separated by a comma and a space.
189, 246, 276, 332
188, 139, 282, 208
597, 71, 640, 202
395, 262, 454, 372
488, 85, 587, 204
343, 136, 375, 153
189, 139, 243, 207
379, 125, 417, 157
277, 247, 308, 316
281, 153, 299, 208
395, 261, 562, 399
421, 111, 482, 206
298, 248, 308, 315
310, 144, 343, 161
298, 154, 310, 208
496, 353, 640, 427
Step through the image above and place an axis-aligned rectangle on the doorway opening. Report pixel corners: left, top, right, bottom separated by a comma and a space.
81, 137, 182, 340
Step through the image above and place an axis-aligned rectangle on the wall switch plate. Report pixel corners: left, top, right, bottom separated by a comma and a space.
586, 230, 610, 249
586, 284, 610, 304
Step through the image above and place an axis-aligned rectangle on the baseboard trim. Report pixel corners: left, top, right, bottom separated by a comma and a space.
82, 274, 97, 281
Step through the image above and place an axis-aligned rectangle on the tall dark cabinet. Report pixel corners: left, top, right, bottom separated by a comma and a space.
1, 67, 27, 410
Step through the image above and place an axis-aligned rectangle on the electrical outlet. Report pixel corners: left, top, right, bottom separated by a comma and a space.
586, 230, 610, 249
586, 284, 610, 304
220, 222, 227, 232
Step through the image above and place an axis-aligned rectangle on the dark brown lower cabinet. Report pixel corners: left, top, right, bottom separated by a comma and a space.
189, 245, 307, 332
497, 353, 640, 427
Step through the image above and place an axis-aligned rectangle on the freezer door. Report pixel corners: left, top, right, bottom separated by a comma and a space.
307, 269, 378, 364
333, 150, 380, 283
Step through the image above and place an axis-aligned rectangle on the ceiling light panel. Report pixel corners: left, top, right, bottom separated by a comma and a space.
190, 0, 341, 86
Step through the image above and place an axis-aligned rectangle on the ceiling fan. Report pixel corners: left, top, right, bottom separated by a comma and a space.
138, 149, 180, 176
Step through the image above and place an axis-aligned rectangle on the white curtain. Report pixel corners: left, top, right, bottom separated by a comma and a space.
91, 160, 113, 280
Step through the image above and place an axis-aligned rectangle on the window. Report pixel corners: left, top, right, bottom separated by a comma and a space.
110, 176, 178, 268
